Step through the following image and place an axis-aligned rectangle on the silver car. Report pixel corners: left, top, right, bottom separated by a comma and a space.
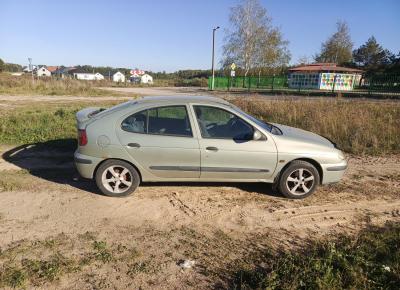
74, 96, 347, 199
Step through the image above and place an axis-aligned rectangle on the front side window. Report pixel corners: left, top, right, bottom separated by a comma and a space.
122, 105, 192, 137
194, 105, 253, 140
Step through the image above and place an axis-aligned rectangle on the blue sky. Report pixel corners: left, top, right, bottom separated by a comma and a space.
1, 0, 399, 72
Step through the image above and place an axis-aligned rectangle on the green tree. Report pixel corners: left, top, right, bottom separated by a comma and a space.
222, 0, 290, 76
0, 58, 4, 72
315, 21, 353, 65
353, 36, 394, 71
4, 63, 23, 72
256, 26, 291, 74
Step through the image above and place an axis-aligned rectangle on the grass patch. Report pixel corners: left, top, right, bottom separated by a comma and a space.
0, 107, 78, 144
0, 73, 134, 97
232, 222, 400, 289
0, 233, 140, 288
233, 98, 400, 155
0, 102, 116, 144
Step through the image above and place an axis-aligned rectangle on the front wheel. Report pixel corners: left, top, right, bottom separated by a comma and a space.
278, 160, 320, 199
95, 160, 140, 197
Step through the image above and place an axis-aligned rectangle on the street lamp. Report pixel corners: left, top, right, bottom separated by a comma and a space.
28, 57, 34, 83
211, 26, 220, 90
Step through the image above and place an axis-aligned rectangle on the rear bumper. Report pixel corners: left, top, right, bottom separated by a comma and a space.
321, 159, 348, 184
74, 151, 103, 179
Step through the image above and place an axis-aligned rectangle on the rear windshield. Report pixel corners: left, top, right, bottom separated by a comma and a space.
97, 101, 137, 117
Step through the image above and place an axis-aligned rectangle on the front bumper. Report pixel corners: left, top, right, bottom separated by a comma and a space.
74, 151, 103, 179
321, 159, 348, 184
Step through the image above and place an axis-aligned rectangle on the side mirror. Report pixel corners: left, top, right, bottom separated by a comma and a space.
253, 130, 265, 141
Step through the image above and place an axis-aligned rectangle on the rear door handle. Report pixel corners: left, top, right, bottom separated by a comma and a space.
127, 143, 141, 148
206, 146, 218, 152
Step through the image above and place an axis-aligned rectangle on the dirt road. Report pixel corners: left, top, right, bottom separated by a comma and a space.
0, 143, 399, 288
99, 86, 210, 96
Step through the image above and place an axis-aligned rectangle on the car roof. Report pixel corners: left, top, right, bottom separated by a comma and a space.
134, 95, 230, 106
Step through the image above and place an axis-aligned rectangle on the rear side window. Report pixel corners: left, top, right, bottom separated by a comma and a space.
121, 106, 192, 137
121, 111, 147, 133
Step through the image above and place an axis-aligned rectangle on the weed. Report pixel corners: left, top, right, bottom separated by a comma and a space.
22, 253, 76, 284
0, 267, 26, 288
127, 261, 151, 276
92, 241, 112, 263
231, 222, 400, 289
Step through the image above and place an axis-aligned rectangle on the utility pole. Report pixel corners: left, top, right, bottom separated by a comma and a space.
211, 26, 220, 90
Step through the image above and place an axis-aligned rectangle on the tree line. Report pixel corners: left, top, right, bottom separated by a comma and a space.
1, 0, 398, 78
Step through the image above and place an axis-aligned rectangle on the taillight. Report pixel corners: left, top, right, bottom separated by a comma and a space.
78, 129, 88, 146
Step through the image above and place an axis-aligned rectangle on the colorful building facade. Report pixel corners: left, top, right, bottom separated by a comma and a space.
288, 63, 363, 91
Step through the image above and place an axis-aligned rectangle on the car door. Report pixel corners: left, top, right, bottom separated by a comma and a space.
192, 105, 277, 180
117, 105, 200, 179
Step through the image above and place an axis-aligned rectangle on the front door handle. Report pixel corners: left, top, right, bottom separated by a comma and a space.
206, 146, 218, 152
127, 143, 141, 148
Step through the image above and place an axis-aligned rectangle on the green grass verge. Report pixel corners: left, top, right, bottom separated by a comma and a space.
233, 222, 400, 289
0, 98, 399, 155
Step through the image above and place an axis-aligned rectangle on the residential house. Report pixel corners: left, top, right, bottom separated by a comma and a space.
113, 71, 125, 82
46, 66, 59, 74
37, 67, 51, 77
52, 67, 76, 78
74, 72, 104, 81
140, 74, 153, 84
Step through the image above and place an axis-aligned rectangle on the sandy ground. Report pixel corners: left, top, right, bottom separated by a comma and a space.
0, 143, 399, 288
0, 93, 399, 288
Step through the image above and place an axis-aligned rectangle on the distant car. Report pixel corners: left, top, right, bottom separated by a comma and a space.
74, 96, 347, 199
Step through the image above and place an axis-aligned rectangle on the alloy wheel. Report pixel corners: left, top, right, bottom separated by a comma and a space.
101, 165, 133, 194
286, 168, 315, 196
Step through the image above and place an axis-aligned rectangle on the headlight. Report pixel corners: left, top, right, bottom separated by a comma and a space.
337, 150, 345, 160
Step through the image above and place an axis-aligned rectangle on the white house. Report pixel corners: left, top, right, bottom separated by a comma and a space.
140, 74, 153, 84
94, 73, 104, 80
113, 71, 125, 82
74, 72, 104, 81
36, 67, 51, 77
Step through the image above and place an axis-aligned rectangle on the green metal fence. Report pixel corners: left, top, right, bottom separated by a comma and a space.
209, 74, 400, 97
208, 76, 287, 91
358, 74, 400, 92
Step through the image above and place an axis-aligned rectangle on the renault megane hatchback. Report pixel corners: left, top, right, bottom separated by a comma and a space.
74, 96, 347, 199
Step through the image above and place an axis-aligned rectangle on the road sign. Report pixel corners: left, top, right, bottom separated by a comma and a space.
230, 63, 236, 70
130, 69, 145, 75
230, 70, 235, 77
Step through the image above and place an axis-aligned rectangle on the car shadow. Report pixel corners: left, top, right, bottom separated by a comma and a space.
2, 138, 279, 197
2, 139, 99, 193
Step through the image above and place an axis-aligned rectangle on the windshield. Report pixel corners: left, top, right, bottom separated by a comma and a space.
230, 105, 282, 135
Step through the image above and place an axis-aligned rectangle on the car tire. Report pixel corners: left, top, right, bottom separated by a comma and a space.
278, 160, 320, 199
95, 159, 140, 197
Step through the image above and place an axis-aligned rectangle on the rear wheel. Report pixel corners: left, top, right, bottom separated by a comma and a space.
95, 160, 140, 197
278, 160, 320, 199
